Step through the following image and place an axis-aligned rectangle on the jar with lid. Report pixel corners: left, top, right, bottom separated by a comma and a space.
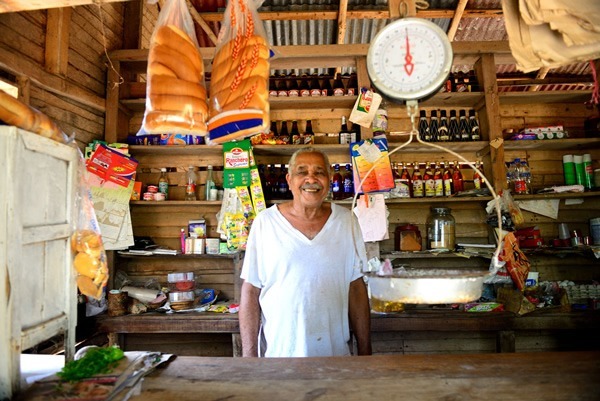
426, 207, 456, 250
394, 224, 422, 251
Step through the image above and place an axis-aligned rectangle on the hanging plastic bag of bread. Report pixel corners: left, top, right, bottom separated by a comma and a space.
207, 0, 271, 144
71, 152, 109, 300
138, 0, 208, 138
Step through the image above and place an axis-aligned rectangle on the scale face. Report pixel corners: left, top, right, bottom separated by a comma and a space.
367, 18, 453, 102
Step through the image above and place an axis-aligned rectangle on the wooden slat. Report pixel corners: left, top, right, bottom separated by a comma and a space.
447, 0, 468, 41
337, 0, 348, 45
45, 7, 71, 76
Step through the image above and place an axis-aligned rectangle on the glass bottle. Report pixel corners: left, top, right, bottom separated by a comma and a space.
351, 122, 361, 143
309, 74, 322, 97
270, 120, 278, 137
278, 164, 290, 199
433, 162, 444, 197
429, 110, 439, 142
304, 120, 315, 144
288, 74, 300, 97
458, 110, 470, 142
412, 162, 424, 198
473, 161, 483, 190
427, 207, 456, 250
399, 162, 412, 197
418, 110, 430, 141
205, 165, 215, 201
468, 110, 480, 141
438, 110, 450, 142
280, 120, 289, 144
443, 162, 453, 196
452, 161, 464, 193
333, 73, 345, 96
346, 73, 358, 96
339, 116, 351, 144
269, 75, 278, 97
331, 164, 344, 200
448, 110, 460, 142
265, 164, 278, 200
424, 162, 435, 197
158, 168, 169, 200
321, 74, 332, 96
290, 120, 300, 145
277, 74, 288, 97
299, 74, 310, 97
185, 166, 197, 201
343, 163, 354, 199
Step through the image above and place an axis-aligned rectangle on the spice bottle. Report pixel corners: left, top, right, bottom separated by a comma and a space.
185, 166, 197, 201
427, 207, 456, 250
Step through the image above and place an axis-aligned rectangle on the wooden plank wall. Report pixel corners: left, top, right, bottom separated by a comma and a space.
0, 4, 124, 149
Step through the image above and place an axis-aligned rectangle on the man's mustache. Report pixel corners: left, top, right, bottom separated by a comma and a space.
301, 183, 324, 191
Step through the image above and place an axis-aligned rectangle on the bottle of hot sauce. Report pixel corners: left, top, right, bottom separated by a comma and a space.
424, 162, 435, 198
433, 162, 444, 197
412, 162, 424, 198
400, 162, 412, 198
452, 160, 464, 194
443, 162, 454, 196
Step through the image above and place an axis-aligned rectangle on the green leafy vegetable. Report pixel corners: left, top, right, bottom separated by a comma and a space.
57, 346, 125, 382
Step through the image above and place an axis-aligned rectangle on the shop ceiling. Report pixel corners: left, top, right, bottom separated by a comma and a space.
0, 0, 595, 93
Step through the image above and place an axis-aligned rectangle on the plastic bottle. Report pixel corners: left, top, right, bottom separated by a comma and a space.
520, 160, 531, 193
443, 162, 453, 196
185, 166, 197, 201
158, 168, 169, 200
512, 158, 527, 194
562, 154, 576, 185
473, 161, 483, 190
433, 163, 444, 197
424, 162, 435, 197
205, 165, 215, 201
331, 164, 344, 200
583, 154, 594, 190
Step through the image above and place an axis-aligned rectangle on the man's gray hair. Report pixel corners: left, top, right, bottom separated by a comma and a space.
288, 147, 331, 177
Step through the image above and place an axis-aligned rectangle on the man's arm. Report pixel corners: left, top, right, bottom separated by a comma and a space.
239, 280, 262, 357
349, 277, 372, 355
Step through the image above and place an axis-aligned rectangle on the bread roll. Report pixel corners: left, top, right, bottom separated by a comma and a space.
77, 275, 103, 300
210, 57, 269, 97
153, 25, 203, 75
212, 35, 267, 68
74, 252, 101, 279
149, 94, 209, 114
149, 44, 201, 83
149, 75, 207, 99
145, 110, 208, 133
211, 76, 267, 113
148, 62, 178, 78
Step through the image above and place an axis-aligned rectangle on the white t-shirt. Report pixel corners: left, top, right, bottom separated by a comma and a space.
241, 203, 367, 357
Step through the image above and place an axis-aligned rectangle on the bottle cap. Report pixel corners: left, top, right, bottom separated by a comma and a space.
207, 165, 213, 169
573, 155, 583, 163
563, 155, 574, 163
583, 154, 592, 162
161, 168, 167, 172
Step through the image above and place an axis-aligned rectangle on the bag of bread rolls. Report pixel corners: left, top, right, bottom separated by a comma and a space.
138, 0, 208, 138
207, 0, 271, 144
71, 153, 109, 300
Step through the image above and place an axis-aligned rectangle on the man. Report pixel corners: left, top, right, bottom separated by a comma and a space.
239, 147, 372, 357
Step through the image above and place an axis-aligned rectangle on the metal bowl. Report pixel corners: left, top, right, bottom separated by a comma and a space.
366, 269, 488, 304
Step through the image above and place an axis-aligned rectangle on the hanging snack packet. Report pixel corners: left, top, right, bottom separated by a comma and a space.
138, 0, 208, 137
207, 0, 270, 143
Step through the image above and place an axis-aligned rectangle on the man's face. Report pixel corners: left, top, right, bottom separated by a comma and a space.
287, 152, 330, 206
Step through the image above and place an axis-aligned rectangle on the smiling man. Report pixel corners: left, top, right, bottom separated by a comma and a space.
239, 147, 372, 357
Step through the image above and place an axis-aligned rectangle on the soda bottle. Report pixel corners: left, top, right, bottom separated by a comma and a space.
205, 165, 215, 200
278, 164, 290, 199
443, 163, 453, 196
277, 74, 288, 97
269, 75, 278, 97
433, 163, 444, 197
438, 110, 450, 142
452, 161, 464, 193
288, 74, 300, 97
331, 164, 344, 200
346, 73, 358, 96
333, 73, 346, 96
412, 162, 424, 198
512, 158, 527, 194
299, 74, 310, 97
468, 110, 481, 141
343, 163, 354, 198
185, 166, 197, 201
459, 110, 470, 142
418, 110, 430, 141
290, 120, 300, 145
321, 74, 332, 96
309, 74, 322, 97
424, 162, 435, 197
520, 159, 532, 194
338, 116, 351, 144
351, 122, 361, 143
303, 120, 315, 144
429, 110, 439, 142
473, 161, 483, 190
158, 168, 169, 200
448, 110, 460, 142
265, 164, 278, 200
280, 120, 289, 144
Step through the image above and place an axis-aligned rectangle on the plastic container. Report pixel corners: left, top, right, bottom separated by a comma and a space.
394, 224, 422, 251
573, 155, 585, 186
167, 272, 196, 291
562, 155, 576, 185
426, 207, 456, 250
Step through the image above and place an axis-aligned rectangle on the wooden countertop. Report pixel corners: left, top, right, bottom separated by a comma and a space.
128, 351, 599, 400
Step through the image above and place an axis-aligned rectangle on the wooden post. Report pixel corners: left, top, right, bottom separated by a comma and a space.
104, 61, 121, 143
474, 54, 505, 191
496, 330, 516, 353
45, 7, 71, 76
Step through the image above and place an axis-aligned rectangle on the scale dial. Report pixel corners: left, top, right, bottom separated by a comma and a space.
367, 18, 453, 102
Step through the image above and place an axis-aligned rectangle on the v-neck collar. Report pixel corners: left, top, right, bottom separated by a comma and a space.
274, 203, 335, 242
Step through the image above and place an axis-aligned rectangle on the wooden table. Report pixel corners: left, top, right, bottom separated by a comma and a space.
128, 351, 599, 400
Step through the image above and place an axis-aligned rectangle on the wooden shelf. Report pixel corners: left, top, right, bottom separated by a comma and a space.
130, 200, 222, 206
513, 191, 600, 200
117, 251, 242, 260
504, 137, 600, 151
499, 90, 592, 105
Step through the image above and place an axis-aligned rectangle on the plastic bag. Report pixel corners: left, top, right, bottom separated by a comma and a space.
207, 0, 270, 144
498, 232, 530, 291
138, 0, 208, 137
216, 188, 250, 251
71, 152, 109, 300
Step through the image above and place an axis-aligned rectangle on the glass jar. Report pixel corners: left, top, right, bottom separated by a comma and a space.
426, 207, 456, 250
394, 224, 422, 251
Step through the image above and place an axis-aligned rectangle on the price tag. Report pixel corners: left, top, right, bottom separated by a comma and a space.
357, 140, 382, 163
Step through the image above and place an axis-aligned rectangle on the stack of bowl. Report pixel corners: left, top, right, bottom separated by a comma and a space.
167, 272, 196, 310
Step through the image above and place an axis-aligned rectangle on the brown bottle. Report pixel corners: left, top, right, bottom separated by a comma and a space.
280, 120, 289, 144
333, 73, 346, 96
269, 76, 278, 97
452, 161, 464, 193
346, 73, 358, 96
321, 74, 333, 97
331, 164, 344, 200
290, 120, 300, 145
277, 74, 288, 97
309, 74, 322, 97
412, 162, 424, 198
299, 74, 310, 97
288, 74, 300, 97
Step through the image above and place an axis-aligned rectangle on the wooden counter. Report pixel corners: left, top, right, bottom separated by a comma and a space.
127, 351, 599, 401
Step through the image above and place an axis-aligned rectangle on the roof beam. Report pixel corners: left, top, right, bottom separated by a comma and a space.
337, 0, 348, 44
447, 0, 468, 41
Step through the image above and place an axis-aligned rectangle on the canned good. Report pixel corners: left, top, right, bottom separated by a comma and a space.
143, 192, 155, 201
147, 185, 158, 193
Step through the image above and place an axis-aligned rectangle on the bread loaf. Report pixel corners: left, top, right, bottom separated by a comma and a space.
71, 229, 108, 300
142, 24, 208, 135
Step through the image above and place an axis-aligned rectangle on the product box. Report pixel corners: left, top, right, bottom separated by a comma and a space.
188, 219, 206, 238
131, 181, 142, 200
127, 134, 205, 146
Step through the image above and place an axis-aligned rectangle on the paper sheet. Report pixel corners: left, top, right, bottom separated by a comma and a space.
353, 194, 389, 242
516, 199, 560, 219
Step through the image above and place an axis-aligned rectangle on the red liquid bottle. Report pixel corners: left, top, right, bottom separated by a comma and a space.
452, 161, 464, 193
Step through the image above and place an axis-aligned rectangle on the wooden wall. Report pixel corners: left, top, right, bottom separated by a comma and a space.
0, 3, 125, 149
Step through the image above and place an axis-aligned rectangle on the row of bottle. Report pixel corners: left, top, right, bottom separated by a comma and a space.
154, 166, 217, 201
392, 161, 485, 198
268, 72, 358, 98
270, 120, 315, 145
441, 71, 480, 93
418, 109, 481, 142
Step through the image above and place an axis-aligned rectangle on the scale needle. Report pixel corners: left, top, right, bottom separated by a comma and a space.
404, 31, 414, 76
